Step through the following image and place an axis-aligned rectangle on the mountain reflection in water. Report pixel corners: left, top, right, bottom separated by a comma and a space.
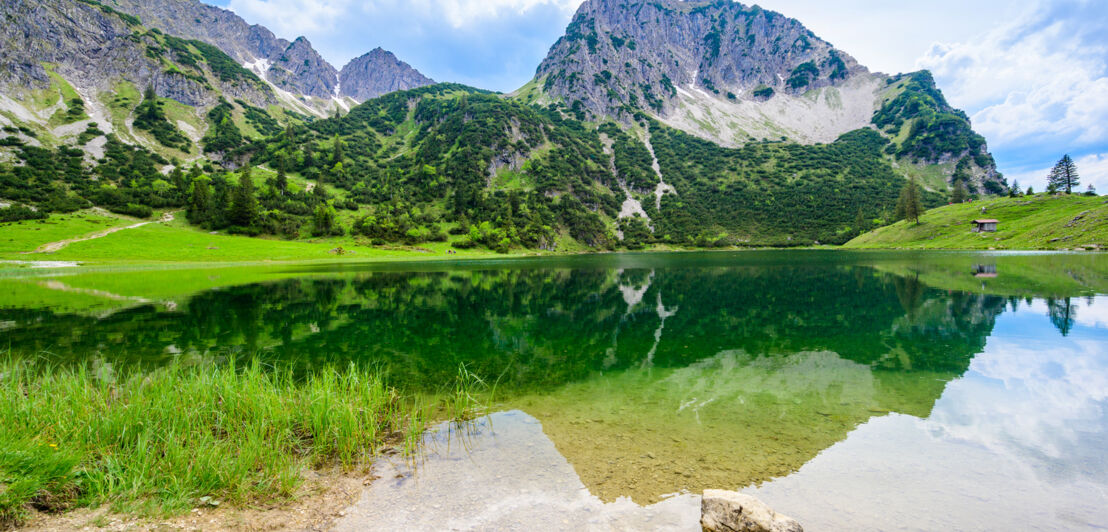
0, 251, 1105, 529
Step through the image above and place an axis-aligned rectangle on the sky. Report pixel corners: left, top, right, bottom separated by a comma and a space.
203, 0, 1108, 193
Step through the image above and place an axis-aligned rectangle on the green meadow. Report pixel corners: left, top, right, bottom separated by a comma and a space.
846, 194, 1107, 250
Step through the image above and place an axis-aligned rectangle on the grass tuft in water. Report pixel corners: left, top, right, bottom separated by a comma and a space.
0, 358, 481, 528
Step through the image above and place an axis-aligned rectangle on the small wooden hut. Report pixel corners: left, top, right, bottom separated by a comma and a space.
972, 219, 999, 233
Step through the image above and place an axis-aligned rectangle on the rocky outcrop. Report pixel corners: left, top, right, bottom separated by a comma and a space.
0, 0, 251, 107
107, 0, 286, 63
267, 37, 337, 99
536, 0, 866, 120
108, 0, 432, 102
339, 48, 434, 101
701, 490, 803, 532
531, 0, 1006, 194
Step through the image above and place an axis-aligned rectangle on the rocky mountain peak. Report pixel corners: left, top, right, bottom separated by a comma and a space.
106, 0, 433, 104
267, 36, 338, 98
338, 48, 435, 101
537, 0, 867, 121
531, 0, 1004, 193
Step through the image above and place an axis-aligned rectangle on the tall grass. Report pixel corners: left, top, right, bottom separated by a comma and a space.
0, 358, 487, 528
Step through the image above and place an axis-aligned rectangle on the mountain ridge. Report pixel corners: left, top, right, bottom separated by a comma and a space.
0, 0, 1014, 254
525, 0, 1005, 195
105, 0, 434, 108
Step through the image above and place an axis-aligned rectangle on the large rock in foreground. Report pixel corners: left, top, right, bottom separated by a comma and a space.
701, 490, 803, 532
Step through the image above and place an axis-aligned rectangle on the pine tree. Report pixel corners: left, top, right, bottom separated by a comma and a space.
188, 177, 211, 226
312, 203, 336, 236
1009, 180, 1020, 198
230, 166, 258, 227
303, 144, 314, 169
1048, 155, 1080, 194
896, 177, 923, 224
170, 167, 187, 199
853, 208, 867, 237
275, 156, 288, 196
331, 136, 343, 166
951, 181, 968, 203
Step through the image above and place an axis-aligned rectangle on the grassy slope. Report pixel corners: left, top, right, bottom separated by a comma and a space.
0, 212, 137, 255
845, 194, 1107, 250
0, 210, 540, 265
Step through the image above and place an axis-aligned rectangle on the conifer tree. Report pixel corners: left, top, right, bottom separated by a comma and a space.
312, 203, 337, 236
331, 136, 343, 165
853, 208, 867, 237
230, 166, 258, 227
188, 177, 211, 226
951, 181, 968, 203
895, 177, 923, 224
1048, 155, 1080, 194
275, 156, 288, 196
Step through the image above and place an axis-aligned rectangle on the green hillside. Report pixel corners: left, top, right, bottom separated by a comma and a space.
845, 194, 1107, 250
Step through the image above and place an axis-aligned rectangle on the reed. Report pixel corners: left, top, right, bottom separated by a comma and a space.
0, 358, 485, 527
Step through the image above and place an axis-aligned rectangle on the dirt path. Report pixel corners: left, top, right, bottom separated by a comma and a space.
28, 211, 176, 254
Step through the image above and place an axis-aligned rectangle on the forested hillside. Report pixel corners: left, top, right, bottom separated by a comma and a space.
0, 0, 1010, 254
2, 83, 948, 250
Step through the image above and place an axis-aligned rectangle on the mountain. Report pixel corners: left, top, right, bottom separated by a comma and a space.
0, 0, 434, 160
339, 48, 436, 101
0, 0, 277, 156
0, 0, 1013, 253
105, 0, 434, 107
264, 36, 339, 100
524, 0, 1004, 195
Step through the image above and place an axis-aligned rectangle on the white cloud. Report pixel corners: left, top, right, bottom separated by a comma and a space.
1005, 152, 1108, 193
227, 0, 355, 35
748, 0, 1022, 76
403, 0, 582, 28
917, 1, 1108, 155
228, 0, 581, 37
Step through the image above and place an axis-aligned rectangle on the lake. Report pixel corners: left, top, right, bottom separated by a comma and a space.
2, 251, 1106, 530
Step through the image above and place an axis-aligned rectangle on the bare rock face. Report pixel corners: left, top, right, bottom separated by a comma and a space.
536, 0, 866, 120
339, 48, 434, 101
107, 0, 287, 64
108, 0, 433, 102
267, 37, 338, 99
701, 490, 803, 532
0, 0, 262, 108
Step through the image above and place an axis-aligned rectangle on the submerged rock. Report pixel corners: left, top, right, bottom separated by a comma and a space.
701, 490, 802, 532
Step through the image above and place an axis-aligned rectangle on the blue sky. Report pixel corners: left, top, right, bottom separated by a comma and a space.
203, 0, 1108, 193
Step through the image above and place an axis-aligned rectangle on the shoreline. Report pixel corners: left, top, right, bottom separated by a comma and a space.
1, 246, 1100, 277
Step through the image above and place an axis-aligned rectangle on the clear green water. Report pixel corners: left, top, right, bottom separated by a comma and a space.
2, 250, 1106, 529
